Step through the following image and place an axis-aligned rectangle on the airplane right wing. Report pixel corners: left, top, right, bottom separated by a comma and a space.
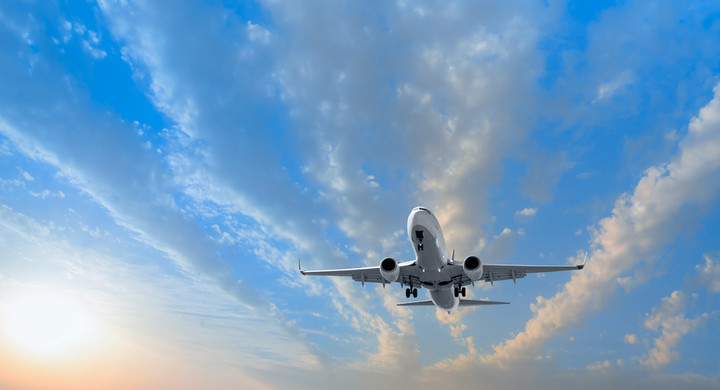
479, 254, 586, 285
448, 253, 586, 286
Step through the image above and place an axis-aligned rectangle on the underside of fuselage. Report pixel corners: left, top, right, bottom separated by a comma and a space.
407, 207, 459, 311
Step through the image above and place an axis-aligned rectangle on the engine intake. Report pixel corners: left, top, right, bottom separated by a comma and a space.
380, 257, 399, 283
463, 255, 483, 281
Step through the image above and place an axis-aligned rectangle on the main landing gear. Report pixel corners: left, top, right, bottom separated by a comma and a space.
405, 288, 418, 298
454, 286, 466, 298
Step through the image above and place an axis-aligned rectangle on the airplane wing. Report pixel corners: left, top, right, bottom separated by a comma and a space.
299, 260, 418, 286
481, 262, 584, 283
449, 254, 586, 286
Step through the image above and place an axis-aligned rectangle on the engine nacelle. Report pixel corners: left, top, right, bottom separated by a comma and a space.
463, 256, 483, 281
380, 257, 399, 283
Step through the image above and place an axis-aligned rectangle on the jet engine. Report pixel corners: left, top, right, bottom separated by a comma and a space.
380, 257, 399, 283
463, 256, 483, 281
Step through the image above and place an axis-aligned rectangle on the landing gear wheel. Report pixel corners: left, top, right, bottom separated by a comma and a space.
454, 287, 459, 297
461, 287, 466, 297
412, 288, 418, 298
405, 288, 411, 298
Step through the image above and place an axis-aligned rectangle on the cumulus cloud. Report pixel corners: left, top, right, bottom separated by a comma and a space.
639, 291, 708, 370
481, 82, 720, 367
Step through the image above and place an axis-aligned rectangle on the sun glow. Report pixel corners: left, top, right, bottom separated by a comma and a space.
2, 290, 98, 359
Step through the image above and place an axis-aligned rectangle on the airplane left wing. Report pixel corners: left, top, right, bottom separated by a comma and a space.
447, 254, 586, 286
299, 259, 417, 286
479, 257, 585, 285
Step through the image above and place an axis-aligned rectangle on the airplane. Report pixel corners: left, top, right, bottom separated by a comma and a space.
299, 207, 585, 313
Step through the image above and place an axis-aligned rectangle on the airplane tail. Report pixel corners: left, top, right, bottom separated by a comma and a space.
458, 299, 509, 306
396, 300, 434, 306
397, 299, 509, 307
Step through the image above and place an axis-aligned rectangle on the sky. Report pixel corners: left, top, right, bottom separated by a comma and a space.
1, 0, 720, 389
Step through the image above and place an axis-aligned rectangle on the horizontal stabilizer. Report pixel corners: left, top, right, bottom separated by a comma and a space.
459, 299, 509, 306
396, 299, 510, 307
396, 300, 435, 307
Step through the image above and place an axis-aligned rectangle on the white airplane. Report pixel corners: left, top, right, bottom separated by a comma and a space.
300, 207, 585, 313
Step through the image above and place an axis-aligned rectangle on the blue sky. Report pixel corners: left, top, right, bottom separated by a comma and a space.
1, 1, 720, 389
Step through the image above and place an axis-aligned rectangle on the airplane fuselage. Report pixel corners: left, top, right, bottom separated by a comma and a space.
407, 207, 459, 311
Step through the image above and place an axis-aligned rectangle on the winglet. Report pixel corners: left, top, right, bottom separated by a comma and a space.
577, 251, 588, 270
298, 257, 306, 275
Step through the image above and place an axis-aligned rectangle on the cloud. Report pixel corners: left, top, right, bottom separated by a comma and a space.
482, 227, 515, 261
264, 0, 551, 258
481, 82, 720, 367
516, 207, 537, 217
624, 333, 640, 345
95, 0, 576, 370
592, 70, 634, 104
4, 1, 720, 387
19, 169, 34, 181
586, 360, 612, 371
0, 4, 328, 366
696, 253, 720, 293
639, 291, 708, 370
96, 0, 426, 369
0, 205, 310, 371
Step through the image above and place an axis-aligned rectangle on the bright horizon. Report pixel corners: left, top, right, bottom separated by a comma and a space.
1, 1, 720, 389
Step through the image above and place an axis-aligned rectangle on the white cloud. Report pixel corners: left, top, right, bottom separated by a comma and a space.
82, 39, 107, 60
586, 360, 612, 371
96, 0, 427, 370
482, 227, 515, 261
481, 82, 720, 367
624, 333, 640, 345
639, 291, 708, 370
592, 70, 634, 103
516, 207, 537, 217
246, 21, 271, 44
696, 253, 720, 293
19, 169, 33, 181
